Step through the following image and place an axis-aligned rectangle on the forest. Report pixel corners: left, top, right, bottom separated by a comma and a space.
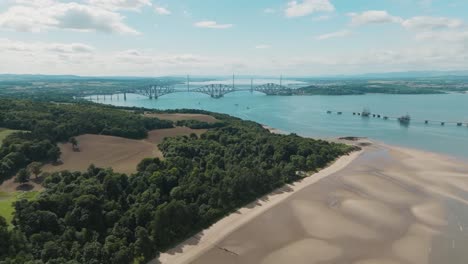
0, 99, 356, 264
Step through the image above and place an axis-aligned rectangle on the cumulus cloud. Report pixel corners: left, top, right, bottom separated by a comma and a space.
86, 0, 152, 11
402, 16, 464, 30
348, 11, 465, 32
316, 30, 351, 40
154, 6, 171, 15
194, 21, 233, 29
0, 1, 139, 34
348, 10, 403, 26
285, 0, 334, 18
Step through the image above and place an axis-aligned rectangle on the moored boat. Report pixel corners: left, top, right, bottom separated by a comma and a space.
398, 114, 411, 124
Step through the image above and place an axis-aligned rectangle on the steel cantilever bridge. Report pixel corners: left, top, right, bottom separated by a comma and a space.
133, 82, 294, 99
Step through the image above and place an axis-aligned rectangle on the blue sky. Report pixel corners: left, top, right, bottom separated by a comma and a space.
1, 0, 467, 76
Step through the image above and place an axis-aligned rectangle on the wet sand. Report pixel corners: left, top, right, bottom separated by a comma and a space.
156, 141, 468, 264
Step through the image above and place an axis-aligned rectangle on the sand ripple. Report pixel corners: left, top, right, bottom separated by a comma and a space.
292, 200, 379, 240
261, 239, 341, 264
341, 199, 405, 229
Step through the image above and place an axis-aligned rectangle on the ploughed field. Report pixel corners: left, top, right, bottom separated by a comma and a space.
43, 127, 207, 175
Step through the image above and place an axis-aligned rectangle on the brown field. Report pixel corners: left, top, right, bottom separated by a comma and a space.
43, 127, 205, 175
145, 113, 218, 123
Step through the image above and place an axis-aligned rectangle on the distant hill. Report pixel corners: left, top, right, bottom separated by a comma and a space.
351, 71, 468, 79
2, 71, 468, 81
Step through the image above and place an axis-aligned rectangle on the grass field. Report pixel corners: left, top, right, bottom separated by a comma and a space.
0, 128, 19, 145
0, 191, 39, 225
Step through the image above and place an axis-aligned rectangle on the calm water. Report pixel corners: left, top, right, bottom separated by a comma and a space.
88, 89, 468, 158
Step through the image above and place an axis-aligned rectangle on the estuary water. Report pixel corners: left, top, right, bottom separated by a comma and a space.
88, 89, 468, 158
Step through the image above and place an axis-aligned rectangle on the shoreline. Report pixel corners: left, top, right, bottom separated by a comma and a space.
187, 142, 468, 264
153, 147, 364, 264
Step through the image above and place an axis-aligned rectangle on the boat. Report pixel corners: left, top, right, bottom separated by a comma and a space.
361, 108, 371, 117
398, 114, 411, 125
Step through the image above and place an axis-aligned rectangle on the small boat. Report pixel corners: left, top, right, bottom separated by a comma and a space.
337, 112, 343, 115
327, 110, 332, 114
398, 114, 411, 125
361, 108, 371, 117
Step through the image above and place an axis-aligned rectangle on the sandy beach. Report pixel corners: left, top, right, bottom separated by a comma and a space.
153, 139, 468, 264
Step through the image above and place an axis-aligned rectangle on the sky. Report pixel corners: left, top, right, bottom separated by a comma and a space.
0, 0, 468, 77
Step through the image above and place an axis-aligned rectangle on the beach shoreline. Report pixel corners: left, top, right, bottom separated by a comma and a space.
154, 135, 468, 264
153, 144, 364, 264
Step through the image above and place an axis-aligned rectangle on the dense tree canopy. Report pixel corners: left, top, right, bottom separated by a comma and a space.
0, 105, 357, 263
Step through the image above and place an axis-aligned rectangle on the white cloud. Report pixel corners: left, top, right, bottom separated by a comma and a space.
255, 44, 271, 49
263, 8, 276, 14
0, 38, 95, 54
0, 1, 139, 34
154, 6, 171, 15
316, 30, 351, 40
2, 37, 468, 76
415, 30, 468, 42
402, 16, 464, 30
86, 0, 152, 11
348, 10, 403, 26
47, 43, 95, 53
194, 21, 233, 29
285, 0, 334, 18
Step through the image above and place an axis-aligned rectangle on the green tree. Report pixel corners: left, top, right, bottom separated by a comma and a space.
0, 216, 10, 257
69, 137, 79, 151
15, 169, 30, 184
27, 162, 42, 179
